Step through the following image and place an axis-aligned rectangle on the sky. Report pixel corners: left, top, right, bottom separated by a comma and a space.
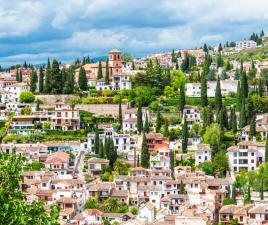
0, 0, 268, 66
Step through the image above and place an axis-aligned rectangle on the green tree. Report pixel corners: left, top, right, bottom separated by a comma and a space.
0, 152, 60, 225
105, 58, 109, 84
99, 141, 104, 158
19, 91, 35, 103
240, 71, 248, 99
141, 134, 150, 168
143, 114, 150, 133
230, 107, 237, 133
236, 81, 241, 111
118, 100, 123, 131
137, 102, 143, 134
38, 67, 44, 93
201, 72, 208, 107
108, 138, 117, 169
19, 69, 23, 82
30, 68, 38, 93
265, 138, 268, 162
215, 76, 222, 112
16, 69, 19, 81
249, 115, 256, 140
179, 83, 186, 114
44, 58, 51, 93
97, 61, 103, 80
258, 78, 265, 97
78, 67, 88, 91
94, 127, 100, 154
181, 118, 189, 153
239, 99, 247, 128
203, 123, 221, 155
163, 119, 169, 137
155, 108, 162, 133
50, 60, 61, 94
179, 180, 185, 194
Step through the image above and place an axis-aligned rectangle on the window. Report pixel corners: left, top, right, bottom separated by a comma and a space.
251, 152, 254, 156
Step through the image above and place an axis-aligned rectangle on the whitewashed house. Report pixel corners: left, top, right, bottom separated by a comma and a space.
195, 144, 212, 166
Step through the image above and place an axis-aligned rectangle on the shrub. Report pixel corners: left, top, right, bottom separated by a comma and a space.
19, 91, 35, 103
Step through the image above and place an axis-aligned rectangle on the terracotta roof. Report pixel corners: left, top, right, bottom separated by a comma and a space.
197, 144, 211, 151
45, 151, 69, 164
88, 157, 109, 164
82, 209, 103, 216
56, 197, 78, 204
146, 133, 163, 140
111, 189, 128, 197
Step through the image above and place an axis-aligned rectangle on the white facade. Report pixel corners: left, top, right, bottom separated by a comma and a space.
185, 80, 238, 97
236, 40, 257, 50
123, 108, 149, 133
195, 144, 212, 166
228, 141, 265, 172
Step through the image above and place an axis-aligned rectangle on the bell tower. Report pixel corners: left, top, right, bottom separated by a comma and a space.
108, 49, 122, 76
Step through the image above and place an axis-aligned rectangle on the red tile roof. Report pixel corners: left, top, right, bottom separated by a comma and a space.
45, 151, 70, 164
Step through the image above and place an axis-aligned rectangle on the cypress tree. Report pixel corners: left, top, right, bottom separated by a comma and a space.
239, 99, 247, 128
78, 67, 88, 91
141, 134, 150, 168
240, 71, 248, 99
44, 58, 51, 93
94, 127, 100, 154
137, 102, 143, 134
230, 107, 237, 133
163, 119, 169, 137
265, 138, 268, 162
258, 78, 265, 97
234, 69, 240, 80
19, 69, 23, 82
179, 83, 186, 114
97, 61, 103, 80
181, 118, 188, 153
105, 58, 109, 84
118, 100, 123, 131
222, 106, 229, 130
249, 115, 256, 140
236, 81, 241, 111
50, 60, 61, 94
16, 69, 19, 82
39, 67, 44, 93
179, 180, 185, 194
104, 138, 109, 158
137, 154, 140, 167
99, 141, 104, 158
215, 76, 222, 112
155, 107, 162, 133
143, 114, 150, 133
201, 72, 208, 107
30, 68, 37, 93
108, 138, 117, 169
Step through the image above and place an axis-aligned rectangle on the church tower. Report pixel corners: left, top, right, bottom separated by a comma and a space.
108, 49, 122, 76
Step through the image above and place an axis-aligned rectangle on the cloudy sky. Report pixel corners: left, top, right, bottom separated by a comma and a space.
0, 0, 268, 66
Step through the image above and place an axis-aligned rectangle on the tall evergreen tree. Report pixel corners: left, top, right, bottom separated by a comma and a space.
137, 102, 143, 134
258, 78, 265, 97
230, 107, 237, 133
215, 76, 222, 112
143, 114, 150, 133
203, 43, 208, 53
239, 99, 247, 128
249, 115, 256, 140
50, 60, 61, 94
141, 134, 150, 168
240, 71, 249, 99
105, 58, 109, 84
97, 61, 103, 80
155, 108, 162, 133
234, 69, 240, 80
38, 67, 44, 93
99, 141, 104, 158
108, 138, 117, 169
78, 67, 88, 91
44, 58, 51, 93
118, 100, 123, 131
30, 68, 37, 93
201, 73, 208, 107
16, 69, 19, 82
179, 180, 185, 194
236, 81, 241, 111
19, 69, 23, 82
181, 118, 189, 153
137, 154, 140, 167
179, 83, 186, 114
163, 119, 169, 137
265, 138, 268, 162
94, 127, 100, 154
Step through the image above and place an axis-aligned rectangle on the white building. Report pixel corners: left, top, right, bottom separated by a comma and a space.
87, 126, 132, 153
195, 144, 212, 166
123, 107, 150, 133
228, 141, 265, 172
185, 80, 238, 97
236, 40, 257, 51
182, 105, 201, 126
